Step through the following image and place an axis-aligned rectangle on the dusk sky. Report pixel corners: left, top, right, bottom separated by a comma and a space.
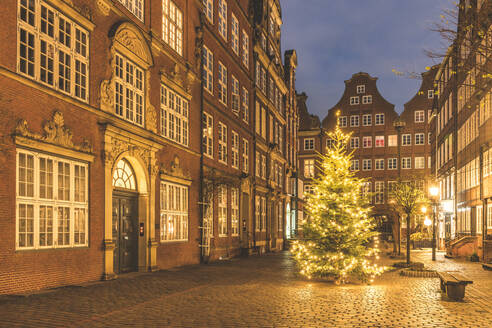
281, 0, 454, 118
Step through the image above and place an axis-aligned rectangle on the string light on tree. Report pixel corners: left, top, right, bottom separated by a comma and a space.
291, 119, 386, 283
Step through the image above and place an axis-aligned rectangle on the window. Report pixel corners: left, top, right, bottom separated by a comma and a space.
231, 75, 239, 113
202, 112, 213, 158
428, 132, 431, 144
350, 96, 359, 105
241, 87, 249, 122
160, 85, 189, 146
218, 62, 227, 104
402, 134, 411, 146
477, 206, 483, 234
18, 0, 89, 101
375, 136, 385, 147
415, 157, 425, 169
362, 114, 372, 126
114, 54, 144, 126
261, 197, 266, 231
218, 122, 227, 164
363, 136, 372, 148
242, 139, 249, 173
415, 110, 425, 123
278, 202, 283, 232
362, 159, 372, 171
362, 95, 372, 104
388, 135, 397, 147
357, 85, 365, 94
241, 30, 249, 67
304, 138, 314, 150
338, 116, 347, 127
203, 0, 213, 23
202, 46, 213, 93
218, 0, 227, 40
218, 185, 227, 236
428, 90, 434, 99
415, 133, 424, 145
231, 14, 239, 55
304, 159, 314, 178
160, 181, 188, 242
255, 196, 260, 231
375, 113, 384, 125
350, 160, 359, 171
488, 204, 492, 231
231, 187, 239, 236
375, 159, 384, 170
402, 157, 411, 169
350, 115, 359, 127
350, 137, 359, 149
231, 131, 239, 169
16, 150, 88, 249
261, 155, 266, 178
388, 158, 397, 170
118, 0, 143, 20
255, 151, 260, 177
374, 181, 384, 204
162, 0, 183, 55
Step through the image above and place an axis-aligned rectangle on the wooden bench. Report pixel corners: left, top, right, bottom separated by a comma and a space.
437, 271, 473, 301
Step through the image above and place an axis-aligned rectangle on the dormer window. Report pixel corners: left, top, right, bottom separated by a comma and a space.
357, 85, 365, 94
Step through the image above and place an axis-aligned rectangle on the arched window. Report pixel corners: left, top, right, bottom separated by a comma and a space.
112, 159, 136, 190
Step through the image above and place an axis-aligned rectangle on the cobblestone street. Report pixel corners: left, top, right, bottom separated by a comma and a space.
1, 251, 491, 328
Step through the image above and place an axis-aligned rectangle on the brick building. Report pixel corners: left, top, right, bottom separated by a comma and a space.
0, 0, 299, 294
432, 0, 492, 261
298, 71, 435, 245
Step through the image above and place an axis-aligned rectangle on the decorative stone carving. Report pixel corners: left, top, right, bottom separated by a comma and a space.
15, 111, 93, 153
100, 79, 114, 112
145, 72, 158, 133
161, 155, 191, 180
114, 28, 152, 65
96, 0, 111, 16
104, 136, 151, 169
195, 25, 203, 70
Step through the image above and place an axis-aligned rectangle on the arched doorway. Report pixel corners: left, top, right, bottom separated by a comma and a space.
112, 159, 139, 273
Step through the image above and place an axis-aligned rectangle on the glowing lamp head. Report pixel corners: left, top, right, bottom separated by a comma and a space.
421, 206, 427, 214
429, 186, 439, 198
424, 217, 432, 227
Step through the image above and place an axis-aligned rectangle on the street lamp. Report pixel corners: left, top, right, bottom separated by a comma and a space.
429, 185, 439, 261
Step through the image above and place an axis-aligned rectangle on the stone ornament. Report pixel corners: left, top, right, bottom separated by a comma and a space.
161, 155, 191, 180
15, 111, 93, 153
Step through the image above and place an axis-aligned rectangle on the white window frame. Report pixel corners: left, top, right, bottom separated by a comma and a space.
218, 122, 228, 164
304, 138, 314, 150
338, 116, 347, 127
160, 181, 189, 242
415, 110, 425, 123
218, 62, 227, 104
357, 85, 365, 94
350, 159, 359, 171
242, 138, 249, 173
362, 95, 372, 104
375, 113, 385, 125
402, 134, 411, 146
415, 133, 425, 145
428, 90, 434, 99
118, 0, 144, 21
375, 135, 385, 148
261, 155, 266, 179
202, 46, 213, 94
255, 196, 261, 231
350, 96, 360, 105
231, 130, 239, 169
162, 0, 183, 56
388, 135, 397, 147
304, 159, 314, 178
231, 187, 239, 236
374, 181, 384, 204
231, 14, 239, 55
218, 185, 228, 237
17, 0, 89, 102
415, 157, 425, 169
388, 158, 397, 170
218, 0, 227, 40
203, 0, 213, 23
350, 137, 359, 149
16, 149, 89, 250
241, 30, 249, 68
261, 197, 266, 232
375, 159, 384, 170
160, 85, 189, 147
203, 112, 213, 158
362, 159, 372, 171
231, 75, 239, 114
363, 136, 372, 148
241, 87, 249, 123
350, 115, 359, 127
362, 114, 372, 126
402, 157, 411, 169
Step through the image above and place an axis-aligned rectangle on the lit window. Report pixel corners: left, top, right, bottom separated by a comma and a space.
231, 14, 239, 55
162, 0, 183, 55
350, 96, 359, 105
118, 0, 143, 21
231, 187, 239, 236
241, 87, 249, 123
203, 0, 213, 23
113, 159, 136, 190
261, 155, 266, 178
231, 75, 239, 114
363, 136, 372, 148
255, 151, 260, 177
388, 135, 397, 147
304, 138, 315, 150
415, 110, 425, 123
374, 181, 384, 204
338, 116, 347, 127
202, 46, 213, 93
350, 115, 359, 127
350, 137, 359, 149
218, 0, 227, 40
232, 131, 239, 169
402, 134, 411, 146
362, 95, 372, 104
241, 30, 249, 68
16, 150, 88, 249
428, 90, 434, 99
218, 122, 228, 164
218, 185, 228, 236
255, 196, 261, 231
160, 85, 189, 146
375, 159, 384, 170
18, 0, 89, 101
402, 157, 411, 169
388, 158, 397, 170
160, 181, 188, 242
375, 113, 385, 125
357, 85, 365, 94
242, 139, 249, 173
218, 62, 227, 104
202, 112, 213, 158
362, 159, 372, 171
304, 159, 314, 178
114, 53, 144, 126
375, 136, 385, 147
350, 160, 359, 171
415, 157, 425, 169
415, 133, 425, 145
362, 114, 372, 126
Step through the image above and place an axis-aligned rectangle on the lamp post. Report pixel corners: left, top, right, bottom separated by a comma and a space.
429, 185, 439, 261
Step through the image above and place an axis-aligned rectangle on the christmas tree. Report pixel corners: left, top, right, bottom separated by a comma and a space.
292, 126, 385, 283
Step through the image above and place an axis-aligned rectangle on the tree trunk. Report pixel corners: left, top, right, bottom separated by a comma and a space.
391, 215, 399, 254
406, 214, 411, 264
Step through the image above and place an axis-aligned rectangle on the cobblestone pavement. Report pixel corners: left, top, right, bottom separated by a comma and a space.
1, 251, 492, 328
